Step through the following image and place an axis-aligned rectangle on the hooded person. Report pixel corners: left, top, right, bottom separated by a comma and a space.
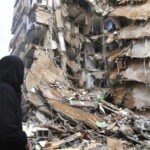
0, 56, 30, 150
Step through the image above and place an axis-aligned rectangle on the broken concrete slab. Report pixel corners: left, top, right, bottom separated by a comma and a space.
112, 1, 150, 20
47, 100, 103, 129
116, 0, 146, 5
117, 22, 150, 39
122, 62, 150, 83
38, 83, 103, 128
27, 92, 54, 118
107, 138, 123, 150
39, 83, 71, 100
25, 50, 67, 92
29, 6, 52, 26
113, 85, 150, 109
69, 100, 98, 108
125, 39, 150, 58
44, 132, 83, 150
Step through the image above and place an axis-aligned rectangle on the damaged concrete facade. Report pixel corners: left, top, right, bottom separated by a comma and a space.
10, 0, 150, 110
9, 0, 150, 149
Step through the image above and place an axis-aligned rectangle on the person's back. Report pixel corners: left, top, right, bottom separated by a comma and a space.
0, 56, 29, 150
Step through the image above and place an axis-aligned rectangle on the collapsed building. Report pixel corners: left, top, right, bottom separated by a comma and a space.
10, 0, 150, 110
9, 0, 150, 149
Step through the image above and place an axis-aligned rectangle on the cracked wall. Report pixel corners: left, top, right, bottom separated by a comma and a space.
10, 0, 150, 110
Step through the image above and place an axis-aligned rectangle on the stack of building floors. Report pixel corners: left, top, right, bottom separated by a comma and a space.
9, 0, 150, 149
10, 0, 150, 110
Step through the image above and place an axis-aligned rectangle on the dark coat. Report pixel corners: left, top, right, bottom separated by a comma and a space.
0, 56, 27, 150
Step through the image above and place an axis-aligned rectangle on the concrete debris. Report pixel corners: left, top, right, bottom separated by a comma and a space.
27, 92, 54, 118
113, 85, 150, 109
122, 62, 150, 83
10, 0, 150, 149
25, 50, 67, 92
116, 0, 146, 5
107, 138, 123, 150
44, 132, 83, 150
125, 39, 150, 58
112, 1, 150, 20
109, 22, 150, 39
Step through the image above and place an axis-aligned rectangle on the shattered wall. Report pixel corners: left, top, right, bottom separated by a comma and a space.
107, 0, 150, 109
9, 0, 150, 149
10, 0, 150, 113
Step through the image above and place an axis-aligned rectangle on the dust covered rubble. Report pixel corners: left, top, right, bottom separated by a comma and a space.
22, 50, 150, 150
9, 0, 150, 149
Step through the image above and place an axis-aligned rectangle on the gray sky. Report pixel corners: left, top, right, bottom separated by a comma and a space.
0, 1, 14, 58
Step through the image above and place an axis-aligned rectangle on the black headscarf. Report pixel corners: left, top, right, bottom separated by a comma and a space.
0, 56, 27, 150
0, 56, 24, 97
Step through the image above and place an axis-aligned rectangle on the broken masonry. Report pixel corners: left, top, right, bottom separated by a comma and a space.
10, 0, 150, 149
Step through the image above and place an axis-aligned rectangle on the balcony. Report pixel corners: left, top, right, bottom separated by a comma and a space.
10, 15, 27, 56
11, 0, 28, 34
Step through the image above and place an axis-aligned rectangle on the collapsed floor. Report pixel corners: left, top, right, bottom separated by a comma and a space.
10, 0, 150, 149
22, 50, 150, 150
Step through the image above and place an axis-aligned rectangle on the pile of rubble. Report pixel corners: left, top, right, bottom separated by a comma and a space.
23, 72, 150, 150
21, 50, 150, 150
9, 0, 150, 149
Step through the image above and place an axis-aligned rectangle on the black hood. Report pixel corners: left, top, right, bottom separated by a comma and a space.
0, 56, 24, 94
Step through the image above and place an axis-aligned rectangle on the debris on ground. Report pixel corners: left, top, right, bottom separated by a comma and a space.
10, 0, 150, 149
